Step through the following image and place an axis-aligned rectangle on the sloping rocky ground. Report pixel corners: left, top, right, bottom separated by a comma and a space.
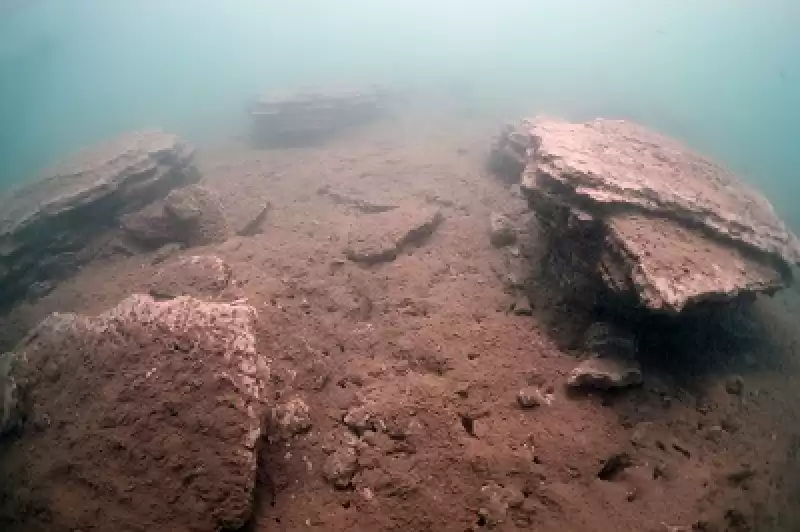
0, 106, 799, 532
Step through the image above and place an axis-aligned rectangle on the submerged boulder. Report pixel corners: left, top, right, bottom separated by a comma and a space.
491, 118, 800, 314
0, 292, 269, 531
0, 131, 199, 308
249, 86, 390, 147
121, 184, 230, 248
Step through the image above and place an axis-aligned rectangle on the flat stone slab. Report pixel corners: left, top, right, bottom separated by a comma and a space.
345, 206, 443, 264
497, 117, 800, 313
0, 293, 268, 531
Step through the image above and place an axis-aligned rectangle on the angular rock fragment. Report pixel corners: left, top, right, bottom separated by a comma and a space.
149, 255, 242, 302
489, 212, 517, 247
567, 356, 643, 390
121, 184, 230, 248
0, 293, 268, 531
491, 118, 800, 314
346, 206, 443, 264
323, 446, 359, 489
0, 131, 198, 307
249, 86, 389, 147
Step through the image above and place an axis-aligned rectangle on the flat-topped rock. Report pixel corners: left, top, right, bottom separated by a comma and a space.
345, 205, 443, 264
0, 131, 199, 308
0, 292, 268, 531
249, 86, 389, 147
493, 117, 799, 313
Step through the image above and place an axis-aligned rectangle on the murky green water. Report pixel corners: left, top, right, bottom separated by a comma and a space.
1, 0, 798, 226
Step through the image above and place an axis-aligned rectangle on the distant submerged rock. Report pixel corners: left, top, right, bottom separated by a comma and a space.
489, 117, 800, 314
248, 85, 390, 147
0, 131, 199, 308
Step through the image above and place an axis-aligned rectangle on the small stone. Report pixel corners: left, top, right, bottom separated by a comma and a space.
478, 482, 523, 527
512, 291, 533, 316
567, 356, 643, 390
489, 213, 517, 247
517, 387, 547, 409
323, 447, 358, 489
271, 397, 312, 437
626, 488, 638, 502
343, 405, 375, 436
705, 425, 724, 443
725, 375, 744, 396
597, 452, 632, 481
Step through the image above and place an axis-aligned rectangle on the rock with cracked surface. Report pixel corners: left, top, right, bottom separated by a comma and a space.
0, 293, 269, 531
0, 131, 199, 308
493, 117, 800, 314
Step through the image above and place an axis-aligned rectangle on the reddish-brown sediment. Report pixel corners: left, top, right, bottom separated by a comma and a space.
0, 109, 799, 531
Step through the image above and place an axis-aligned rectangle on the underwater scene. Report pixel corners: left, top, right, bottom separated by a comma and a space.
0, 1, 799, 531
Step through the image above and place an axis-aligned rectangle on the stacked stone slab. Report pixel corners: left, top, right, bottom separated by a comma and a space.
490, 118, 800, 314
249, 86, 388, 147
0, 131, 199, 307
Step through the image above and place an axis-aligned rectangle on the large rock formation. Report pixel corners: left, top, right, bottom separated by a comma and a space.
490, 118, 800, 314
249, 86, 389, 147
0, 291, 269, 531
0, 131, 199, 307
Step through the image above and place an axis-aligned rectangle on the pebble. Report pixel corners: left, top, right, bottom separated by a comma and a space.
725, 375, 744, 396
271, 397, 312, 438
323, 447, 359, 489
517, 387, 548, 409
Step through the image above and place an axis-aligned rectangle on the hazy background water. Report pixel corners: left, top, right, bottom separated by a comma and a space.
1, 0, 798, 228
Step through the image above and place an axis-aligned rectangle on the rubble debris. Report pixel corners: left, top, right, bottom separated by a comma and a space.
491, 117, 800, 315
0, 131, 198, 308
0, 292, 268, 531
346, 206, 443, 264
249, 86, 390, 147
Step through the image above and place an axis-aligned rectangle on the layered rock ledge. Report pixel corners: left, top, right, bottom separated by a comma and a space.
0, 131, 199, 307
490, 118, 800, 313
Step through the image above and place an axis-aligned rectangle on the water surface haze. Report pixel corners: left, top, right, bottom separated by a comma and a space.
1, 0, 798, 227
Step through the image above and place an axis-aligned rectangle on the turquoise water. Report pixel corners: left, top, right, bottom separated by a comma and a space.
1, 0, 798, 227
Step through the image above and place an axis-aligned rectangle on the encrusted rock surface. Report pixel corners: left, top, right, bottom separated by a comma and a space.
0, 293, 268, 531
0, 131, 198, 307
493, 117, 800, 313
249, 86, 389, 147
